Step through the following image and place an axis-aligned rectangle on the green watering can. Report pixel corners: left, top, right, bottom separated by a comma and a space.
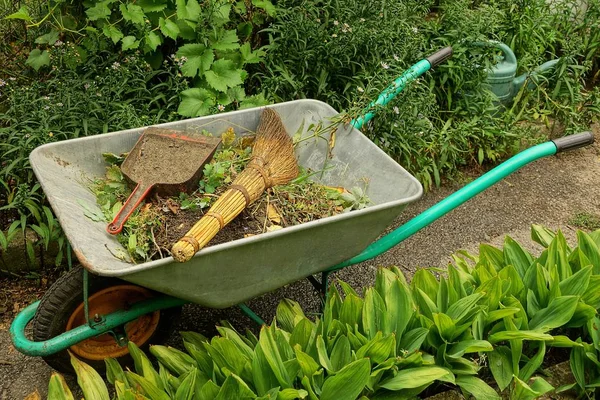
483, 41, 560, 105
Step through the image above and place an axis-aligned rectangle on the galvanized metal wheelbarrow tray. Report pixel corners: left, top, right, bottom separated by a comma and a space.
10, 47, 595, 358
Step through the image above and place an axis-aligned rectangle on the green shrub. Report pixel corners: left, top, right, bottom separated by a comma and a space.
0, 43, 186, 266
5, 0, 274, 114
48, 225, 600, 399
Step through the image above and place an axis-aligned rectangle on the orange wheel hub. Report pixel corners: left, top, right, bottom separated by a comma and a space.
66, 285, 160, 360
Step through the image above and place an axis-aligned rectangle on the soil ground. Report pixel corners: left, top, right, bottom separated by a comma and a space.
1, 127, 599, 399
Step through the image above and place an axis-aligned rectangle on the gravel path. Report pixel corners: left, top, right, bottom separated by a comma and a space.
1, 129, 599, 399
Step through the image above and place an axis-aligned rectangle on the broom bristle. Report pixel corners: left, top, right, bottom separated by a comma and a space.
251, 108, 298, 187
171, 108, 298, 262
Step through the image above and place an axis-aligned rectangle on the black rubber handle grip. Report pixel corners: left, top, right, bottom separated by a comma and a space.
552, 132, 595, 153
426, 47, 453, 68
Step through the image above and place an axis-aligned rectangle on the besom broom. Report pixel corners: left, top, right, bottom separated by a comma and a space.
171, 108, 299, 262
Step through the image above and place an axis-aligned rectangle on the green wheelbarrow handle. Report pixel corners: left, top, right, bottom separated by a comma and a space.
328, 132, 595, 272
10, 296, 187, 357
352, 46, 453, 129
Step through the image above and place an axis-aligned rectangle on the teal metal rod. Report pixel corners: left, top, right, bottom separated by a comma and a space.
352, 59, 431, 130
328, 141, 558, 271
10, 295, 187, 357
238, 303, 266, 326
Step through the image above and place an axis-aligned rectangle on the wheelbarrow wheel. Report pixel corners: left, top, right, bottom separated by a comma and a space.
32, 265, 181, 374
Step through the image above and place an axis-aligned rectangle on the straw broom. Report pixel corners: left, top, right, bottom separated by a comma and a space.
171, 108, 299, 262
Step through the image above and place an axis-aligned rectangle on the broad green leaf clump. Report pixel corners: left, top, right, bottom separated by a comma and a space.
49, 226, 600, 398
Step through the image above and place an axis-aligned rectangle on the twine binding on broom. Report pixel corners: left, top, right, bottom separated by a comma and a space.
170, 108, 298, 263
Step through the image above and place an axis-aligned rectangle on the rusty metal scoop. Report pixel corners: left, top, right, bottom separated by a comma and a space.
107, 127, 221, 235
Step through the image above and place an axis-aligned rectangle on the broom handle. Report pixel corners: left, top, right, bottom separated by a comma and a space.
351, 46, 453, 130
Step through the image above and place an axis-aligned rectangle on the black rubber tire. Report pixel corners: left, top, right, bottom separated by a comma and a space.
32, 265, 181, 374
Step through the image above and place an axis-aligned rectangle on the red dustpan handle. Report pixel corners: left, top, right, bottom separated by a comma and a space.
107, 182, 153, 235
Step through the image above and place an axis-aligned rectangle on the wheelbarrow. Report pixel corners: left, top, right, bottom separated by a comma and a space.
9, 47, 595, 373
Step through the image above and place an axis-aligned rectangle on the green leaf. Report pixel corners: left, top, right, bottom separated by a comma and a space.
559, 265, 592, 296
489, 330, 553, 343
120, 3, 145, 25
547, 335, 583, 348
211, 3, 232, 26
121, 36, 140, 51
433, 312, 455, 342
446, 293, 483, 322
104, 358, 127, 387
198, 380, 220, 400
512, 377, 554, 400
159, 17, 180, 40
519, 342, 545, 381
397, 327, 429, 353
86, 1, 113, 21
48, 372, 75, 400
5, 5, 32, 21
128, 342, 163, 390
102, 25, 124, 44
330, 336, 351, 372
570, 341, 586, 389
411, 269, 439, 302
252, 341, 280, 396
204, 59, 243, 92
138, 0, 168, 12
362, 287, 385, 339
71, 355, 110, 400
178, 88, 215, 117
177, 44, 214, 77
210, 29, 240, 51
356, 333, 395, 365
149, 346, 196, 376
380, 366, 454, 390
294, 344, 320, 378
447, 340, 493, 358
259, 325, 292, 388
488, 346, 513, 391
240, 93, 271, 109
252, 0, 277, 16
339, 294, 363, 328
531, 225, 555, 247
456, 376, 500, 400
316, 335, 334, 372
141, 32, 161, 51
578, 230, 600, 273
528, 295, 579, 331
26, 49, 50, 71
503, 236, 533, 278
175, 368, 197, 400
320, 358, 370, 400
35, 31, 60, 45
240, 42, 264, 64
125, 371, 171, 400
215, 373, 256, 400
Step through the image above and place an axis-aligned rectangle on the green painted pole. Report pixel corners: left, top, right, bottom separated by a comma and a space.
10, 296, 186, 357
352, 59, 431, 130
328, 141, 559, 271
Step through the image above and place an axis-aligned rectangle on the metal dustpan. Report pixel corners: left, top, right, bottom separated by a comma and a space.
107, 127, 221, 234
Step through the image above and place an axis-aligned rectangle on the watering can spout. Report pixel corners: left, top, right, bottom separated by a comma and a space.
512, 59, 560, 93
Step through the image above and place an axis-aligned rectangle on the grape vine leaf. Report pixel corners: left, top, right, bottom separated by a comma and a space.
102, 25, 123, 44
204, 59, 243, 92
120, 3, 146, 25
145, 32, 162, 51
178, 88, 216, 117
177, 44, 214, 77
159, 17, 180, 40
26, 49, 50, 71
209, 29, 239, 51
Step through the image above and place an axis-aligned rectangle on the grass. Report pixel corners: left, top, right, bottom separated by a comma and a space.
569, 211, 600, 231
